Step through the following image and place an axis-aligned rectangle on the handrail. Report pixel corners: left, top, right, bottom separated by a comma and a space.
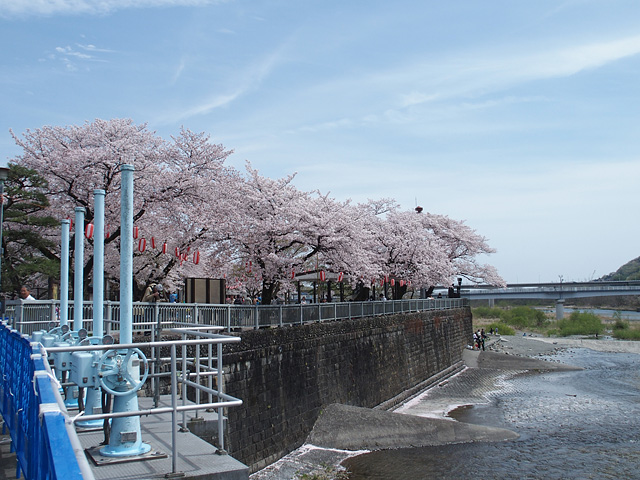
4, 297, 469, 336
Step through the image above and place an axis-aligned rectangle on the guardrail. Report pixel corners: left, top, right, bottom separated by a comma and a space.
0, 322, 92, 480
4, 297, 469, 336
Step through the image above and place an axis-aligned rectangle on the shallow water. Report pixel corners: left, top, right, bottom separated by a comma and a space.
343, 349, 640, 479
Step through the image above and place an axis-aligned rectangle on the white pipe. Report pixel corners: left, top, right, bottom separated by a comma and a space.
120, 165, 134, 344
60, 220, 70, 326
93, 189, 105, 337
74, 207, 85, 329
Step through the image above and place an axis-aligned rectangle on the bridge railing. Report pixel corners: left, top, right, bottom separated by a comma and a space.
459, 284, 640, 295
4, 297, 469, 335
0, 322, 93, 480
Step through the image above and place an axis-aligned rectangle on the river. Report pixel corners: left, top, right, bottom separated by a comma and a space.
342, 347, 640, 479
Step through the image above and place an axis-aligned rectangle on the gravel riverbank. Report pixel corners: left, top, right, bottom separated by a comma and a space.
250, 334, 638, 480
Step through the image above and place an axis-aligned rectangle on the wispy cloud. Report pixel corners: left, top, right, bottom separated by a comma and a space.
47, 43, 112, 70
163, 37, 294, 122
276, 34, 640, 135
390, 34, 640, 107
0, 0, 229, 18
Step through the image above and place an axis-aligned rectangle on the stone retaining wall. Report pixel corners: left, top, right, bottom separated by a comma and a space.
222, 307, 472, 472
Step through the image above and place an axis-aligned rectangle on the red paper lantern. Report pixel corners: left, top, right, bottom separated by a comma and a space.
151, 237, 156, 249
133, 226, 139, 240
320, 271, 326, 281
193, 251, 200, 265
85, 223, 94, 239
338, 272, 344, 282
138, 238, 146, 252
162, 242, 167, 254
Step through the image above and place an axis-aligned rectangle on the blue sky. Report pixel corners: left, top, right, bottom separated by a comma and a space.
2, 0, 640, 284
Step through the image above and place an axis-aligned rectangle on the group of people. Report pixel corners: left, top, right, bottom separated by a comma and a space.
141, 283, 177, 303
473, 328, 487, 351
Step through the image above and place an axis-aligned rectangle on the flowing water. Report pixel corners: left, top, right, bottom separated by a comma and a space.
343, 349, 640, 479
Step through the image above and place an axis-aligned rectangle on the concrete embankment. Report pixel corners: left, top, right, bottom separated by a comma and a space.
308, 344, 581, 453
307, 403, 518, 451
251, 334, 602, 480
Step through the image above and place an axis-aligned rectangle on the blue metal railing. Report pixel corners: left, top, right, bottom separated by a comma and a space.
4, 297, 468, 335
0, 322, 92, 480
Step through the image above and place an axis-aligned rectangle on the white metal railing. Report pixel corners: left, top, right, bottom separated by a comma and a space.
3, 297, 469, 335
44, 331, 242, 476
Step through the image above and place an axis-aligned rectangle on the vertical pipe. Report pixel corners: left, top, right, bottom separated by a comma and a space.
207, 342, 213, 406
170, 343, 178, 474
217, 341, 224, 452
74, 207, 85, 330
120, 165, 134, 345
93, 189, 105, 337
181, 337, 188, 431
60, 220, 70, 326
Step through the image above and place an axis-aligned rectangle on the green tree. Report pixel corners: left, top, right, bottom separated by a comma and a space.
1, 164, 60, 297
557, 311, 604, 336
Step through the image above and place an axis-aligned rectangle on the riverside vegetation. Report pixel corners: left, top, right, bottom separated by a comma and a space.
472, 305, 640, 339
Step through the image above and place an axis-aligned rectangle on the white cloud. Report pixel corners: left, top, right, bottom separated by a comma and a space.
56, 46, 92, 59
0, 0, 229, 18
49, 43, 112, 70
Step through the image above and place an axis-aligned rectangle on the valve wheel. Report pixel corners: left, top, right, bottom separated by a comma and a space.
97, 348, 149, 397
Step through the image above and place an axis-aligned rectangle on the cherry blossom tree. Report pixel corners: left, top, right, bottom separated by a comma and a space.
10, 119, 236, 298
365, 208, 505, 299
9, 118, 504, 303
418, 211, 505, 287
223, 164, 311, 305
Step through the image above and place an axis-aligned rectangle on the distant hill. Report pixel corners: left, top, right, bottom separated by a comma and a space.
600, 256, 640, 281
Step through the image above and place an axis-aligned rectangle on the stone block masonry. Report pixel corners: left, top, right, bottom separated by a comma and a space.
221, 307, 472, 472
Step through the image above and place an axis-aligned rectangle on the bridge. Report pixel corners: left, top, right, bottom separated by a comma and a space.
439, 281, 640, 319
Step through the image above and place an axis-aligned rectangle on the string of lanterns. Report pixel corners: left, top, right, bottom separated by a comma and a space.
78, 219, 410, 285
80, 221, 201, 265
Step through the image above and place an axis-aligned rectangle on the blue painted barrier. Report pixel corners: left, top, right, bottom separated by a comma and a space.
0, 322, 87, 480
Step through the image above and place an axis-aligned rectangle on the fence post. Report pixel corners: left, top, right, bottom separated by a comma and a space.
15, 301, 23, 332
279, 305, 283, 327
226, 304, 231, 332
254, 305, 259, 330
